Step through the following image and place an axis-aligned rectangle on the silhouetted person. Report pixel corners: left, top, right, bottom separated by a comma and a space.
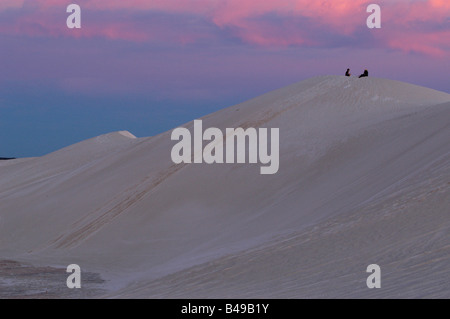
345, 69, 351, 77
358, 69, 369, 78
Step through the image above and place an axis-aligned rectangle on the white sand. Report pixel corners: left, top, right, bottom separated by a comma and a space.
0, 76, 449, 298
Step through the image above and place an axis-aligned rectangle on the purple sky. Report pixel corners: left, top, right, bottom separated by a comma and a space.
1, 0, 449, 157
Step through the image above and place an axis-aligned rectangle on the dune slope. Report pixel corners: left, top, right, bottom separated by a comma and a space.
0, 76, 449, 298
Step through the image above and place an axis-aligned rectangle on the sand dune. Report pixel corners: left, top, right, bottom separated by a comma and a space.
1, 76, 449, 298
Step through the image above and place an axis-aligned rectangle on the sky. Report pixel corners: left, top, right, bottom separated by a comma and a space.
1, 0, 449, 157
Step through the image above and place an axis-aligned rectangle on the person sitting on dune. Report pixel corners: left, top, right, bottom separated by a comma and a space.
345, 69, 351, 77
358, 69, 369, 78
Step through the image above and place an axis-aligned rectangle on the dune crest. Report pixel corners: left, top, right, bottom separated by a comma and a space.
118, 131, 137, 139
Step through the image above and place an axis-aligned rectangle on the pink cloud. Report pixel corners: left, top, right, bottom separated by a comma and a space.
373, 1, 450, 57
385, 30, 450, 57
210, 0, 368, 34
0, 0, 24, 12
1, 0, 448, 57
